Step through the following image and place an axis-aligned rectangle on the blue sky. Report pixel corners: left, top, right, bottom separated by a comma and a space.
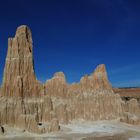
0, 0, 140, 87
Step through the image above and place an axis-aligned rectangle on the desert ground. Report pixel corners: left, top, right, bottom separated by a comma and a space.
0, 120, 140, 140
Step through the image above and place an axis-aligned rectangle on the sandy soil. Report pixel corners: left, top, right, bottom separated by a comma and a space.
0, 120, 140, 140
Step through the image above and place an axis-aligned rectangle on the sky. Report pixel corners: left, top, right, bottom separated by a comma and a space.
0, 0, 140, 87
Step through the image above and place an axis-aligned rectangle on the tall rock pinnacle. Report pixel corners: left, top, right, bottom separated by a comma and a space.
92, 64, 112, 91
1, 25, 43, 97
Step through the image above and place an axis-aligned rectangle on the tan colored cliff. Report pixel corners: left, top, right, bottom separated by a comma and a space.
0, 96, 60, 133
92, 64, 112, 91
45, 72, 68, 98
0, 25, 60, 133
44, 64, 140, 124
1, 25, 43, 97
80, 64, 112, 92
70, 92, 123, 121
121, 99, 140, 125
70, 64, 113, 94
0, 25, 140, 134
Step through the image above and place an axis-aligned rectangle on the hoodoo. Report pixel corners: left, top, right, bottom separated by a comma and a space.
0, 25, 139, 134
1, 25, 43, 97
0, 26, 60, 133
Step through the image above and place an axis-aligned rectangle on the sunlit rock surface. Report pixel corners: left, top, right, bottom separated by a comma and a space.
0, 25, 139, 134
45, 72, 68, 98
1, 25, 43, 97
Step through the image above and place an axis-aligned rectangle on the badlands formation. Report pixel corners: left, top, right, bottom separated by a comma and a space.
0, 25, 140, 134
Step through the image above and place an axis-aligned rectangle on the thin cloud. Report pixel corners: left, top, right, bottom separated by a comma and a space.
109, 63, 140, 76
113, 79, 140, 87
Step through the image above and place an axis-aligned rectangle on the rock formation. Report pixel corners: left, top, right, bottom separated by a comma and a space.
1, 25, 43, 97
0, 96, 60, 133
80, 64, 112, 93
70, 93, 123, 121
0, 25, 60, 133
0, 25, 140, 134
92, 64, 112, 91
121, 99, 140, 125
45, 72, 68, 98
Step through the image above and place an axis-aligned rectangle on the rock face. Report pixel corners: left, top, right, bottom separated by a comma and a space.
92, 64, 112, 91
70, 92, 123, 121
0, 97, 60, 133
0, 25, 140, 134
0, 25, 60, 133
1, 25, 43, 97
121, 99, 140, 125
45, 72, 68, 98
80, 64, 112, 93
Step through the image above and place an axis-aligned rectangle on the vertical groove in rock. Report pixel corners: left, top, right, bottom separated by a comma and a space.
45, 72, 68, 98
1, 25, 43, 97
